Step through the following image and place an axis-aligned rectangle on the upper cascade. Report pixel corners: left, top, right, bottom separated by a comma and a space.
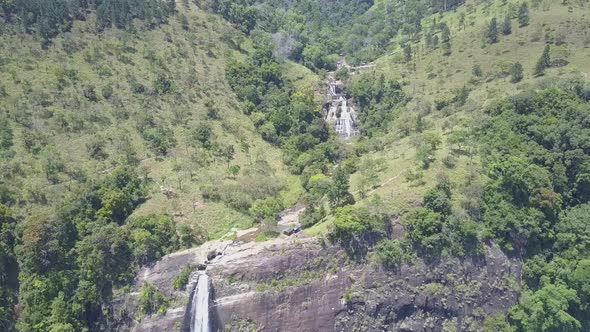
324, 59, 375, 139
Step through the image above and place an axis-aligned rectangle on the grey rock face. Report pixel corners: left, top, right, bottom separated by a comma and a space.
118, 237, 521, 332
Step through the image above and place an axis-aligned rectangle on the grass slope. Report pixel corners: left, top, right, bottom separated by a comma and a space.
308, 0, 589, 234
0, 2, 301, 240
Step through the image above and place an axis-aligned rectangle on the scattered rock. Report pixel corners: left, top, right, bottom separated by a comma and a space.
207, 250, 217, 261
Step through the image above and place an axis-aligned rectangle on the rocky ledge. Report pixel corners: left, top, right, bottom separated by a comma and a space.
116, 235, 521, 332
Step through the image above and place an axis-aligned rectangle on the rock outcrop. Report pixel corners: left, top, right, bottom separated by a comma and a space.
116, 236, 521, 332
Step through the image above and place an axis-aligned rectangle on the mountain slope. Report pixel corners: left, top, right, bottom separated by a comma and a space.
0, 2, 305, 330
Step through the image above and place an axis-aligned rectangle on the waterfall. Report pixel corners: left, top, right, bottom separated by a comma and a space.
190, 274, 210, 332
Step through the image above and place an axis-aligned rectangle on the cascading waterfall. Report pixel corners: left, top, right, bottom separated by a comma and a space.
190, 274, 210, 332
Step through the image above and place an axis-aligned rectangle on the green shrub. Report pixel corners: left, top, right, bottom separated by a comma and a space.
375, 240, 405, 269
172, 265, 195, 290
250, 197, 284, 221
139, 283, 169, 316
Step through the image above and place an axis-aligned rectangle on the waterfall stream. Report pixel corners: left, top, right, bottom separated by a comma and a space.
190, 274, 210, 332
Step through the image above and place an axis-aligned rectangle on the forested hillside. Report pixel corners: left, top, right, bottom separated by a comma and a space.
0, 1, 306, 330
0, 0, 589, 331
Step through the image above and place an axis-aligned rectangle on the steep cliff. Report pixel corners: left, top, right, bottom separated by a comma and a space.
118, 235, 521, 332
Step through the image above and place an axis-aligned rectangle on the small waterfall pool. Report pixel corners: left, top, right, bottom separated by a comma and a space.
190, 274, 210, 332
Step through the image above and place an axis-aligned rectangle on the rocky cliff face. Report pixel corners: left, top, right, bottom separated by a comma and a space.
117, 236, 521, 332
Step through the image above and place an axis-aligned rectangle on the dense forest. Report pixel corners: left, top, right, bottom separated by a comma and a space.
206, 0, 467, 70
0, 0, 589, 331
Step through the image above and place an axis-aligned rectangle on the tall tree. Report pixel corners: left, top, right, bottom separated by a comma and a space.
510, 62, 524, 83
403, 43, 412, 62
487, 18, 499, 44
534, 45, 551, 76
502, 16, 512, 35
328, 167, 353, 209
440, 22, 452, 55
518, 2, 530, 27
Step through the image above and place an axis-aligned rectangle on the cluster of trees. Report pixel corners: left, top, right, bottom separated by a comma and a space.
424, 22, 452, 56
485, 2, 529, 45
0, 0, 175, 42
476, 86, 590, 330
212, 0, 465, 71
211, 0, 257, 33
226, 31, 340, 185
349, 72, 408, 137
12, 167, 194, 331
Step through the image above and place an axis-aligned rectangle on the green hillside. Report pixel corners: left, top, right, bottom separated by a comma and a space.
339, 0, 590, 212
0, 2, 307, 330
1, 0, 590, 331
0, 2, 300, 236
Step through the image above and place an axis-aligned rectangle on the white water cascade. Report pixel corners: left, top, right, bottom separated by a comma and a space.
190, 274, 210, 332
332, 97, 359, 138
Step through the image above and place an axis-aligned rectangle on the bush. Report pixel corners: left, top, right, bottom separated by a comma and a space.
331, 206, 386, 258
139, 283, 169, 316
249, 197, 284, 221
126, 215, 178, 265
405, 208, 446, 260
172, 264, 195, 290
301, 205, 326, 228
375, 240, 405, 269
442, 155, 457, 169
434, 96, 453, 110
220, 188, 253, 213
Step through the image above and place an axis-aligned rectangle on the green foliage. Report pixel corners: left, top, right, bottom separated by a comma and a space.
415, 132, 442, 169
213, 0, 258, 33
375, 240, 405, 270
518, 2, 530, 27
440, 22, 452, 56
404, 208, 446, 259
1, 0, 174, 42
477, 87, 590, 328
502, 16, 512, 35
510, 283, 581, 331
127, 215, 179, 265
0, 119, 13, 150
534, 45, 551, 76
303, 43, 338, 71
0, 205, 16, 331
153, 74, 176, 95
300, 205, 326, 228
249, 197, 284, 221
357, 157, 385, 197
434, 95, 453, 110
509, 62, 524, 83
487, 18, 499, 44
192, 123, 215, 150
423, 178, 453, 216
331, 205, 387, 258
222, 0, 464, 69
13, 168, 182, 330
453, 85, 470, 106
138, 283, 169, 316
328, 167, 354, 209
472, 64, 483, 78
226, 43, 338, 180
350, 73, 408, 137
172, 264, 195, 290
403, 43, 412, 62
335, 67, 349, 81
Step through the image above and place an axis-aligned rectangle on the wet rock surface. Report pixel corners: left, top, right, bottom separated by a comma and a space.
116, 237, 521, 332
